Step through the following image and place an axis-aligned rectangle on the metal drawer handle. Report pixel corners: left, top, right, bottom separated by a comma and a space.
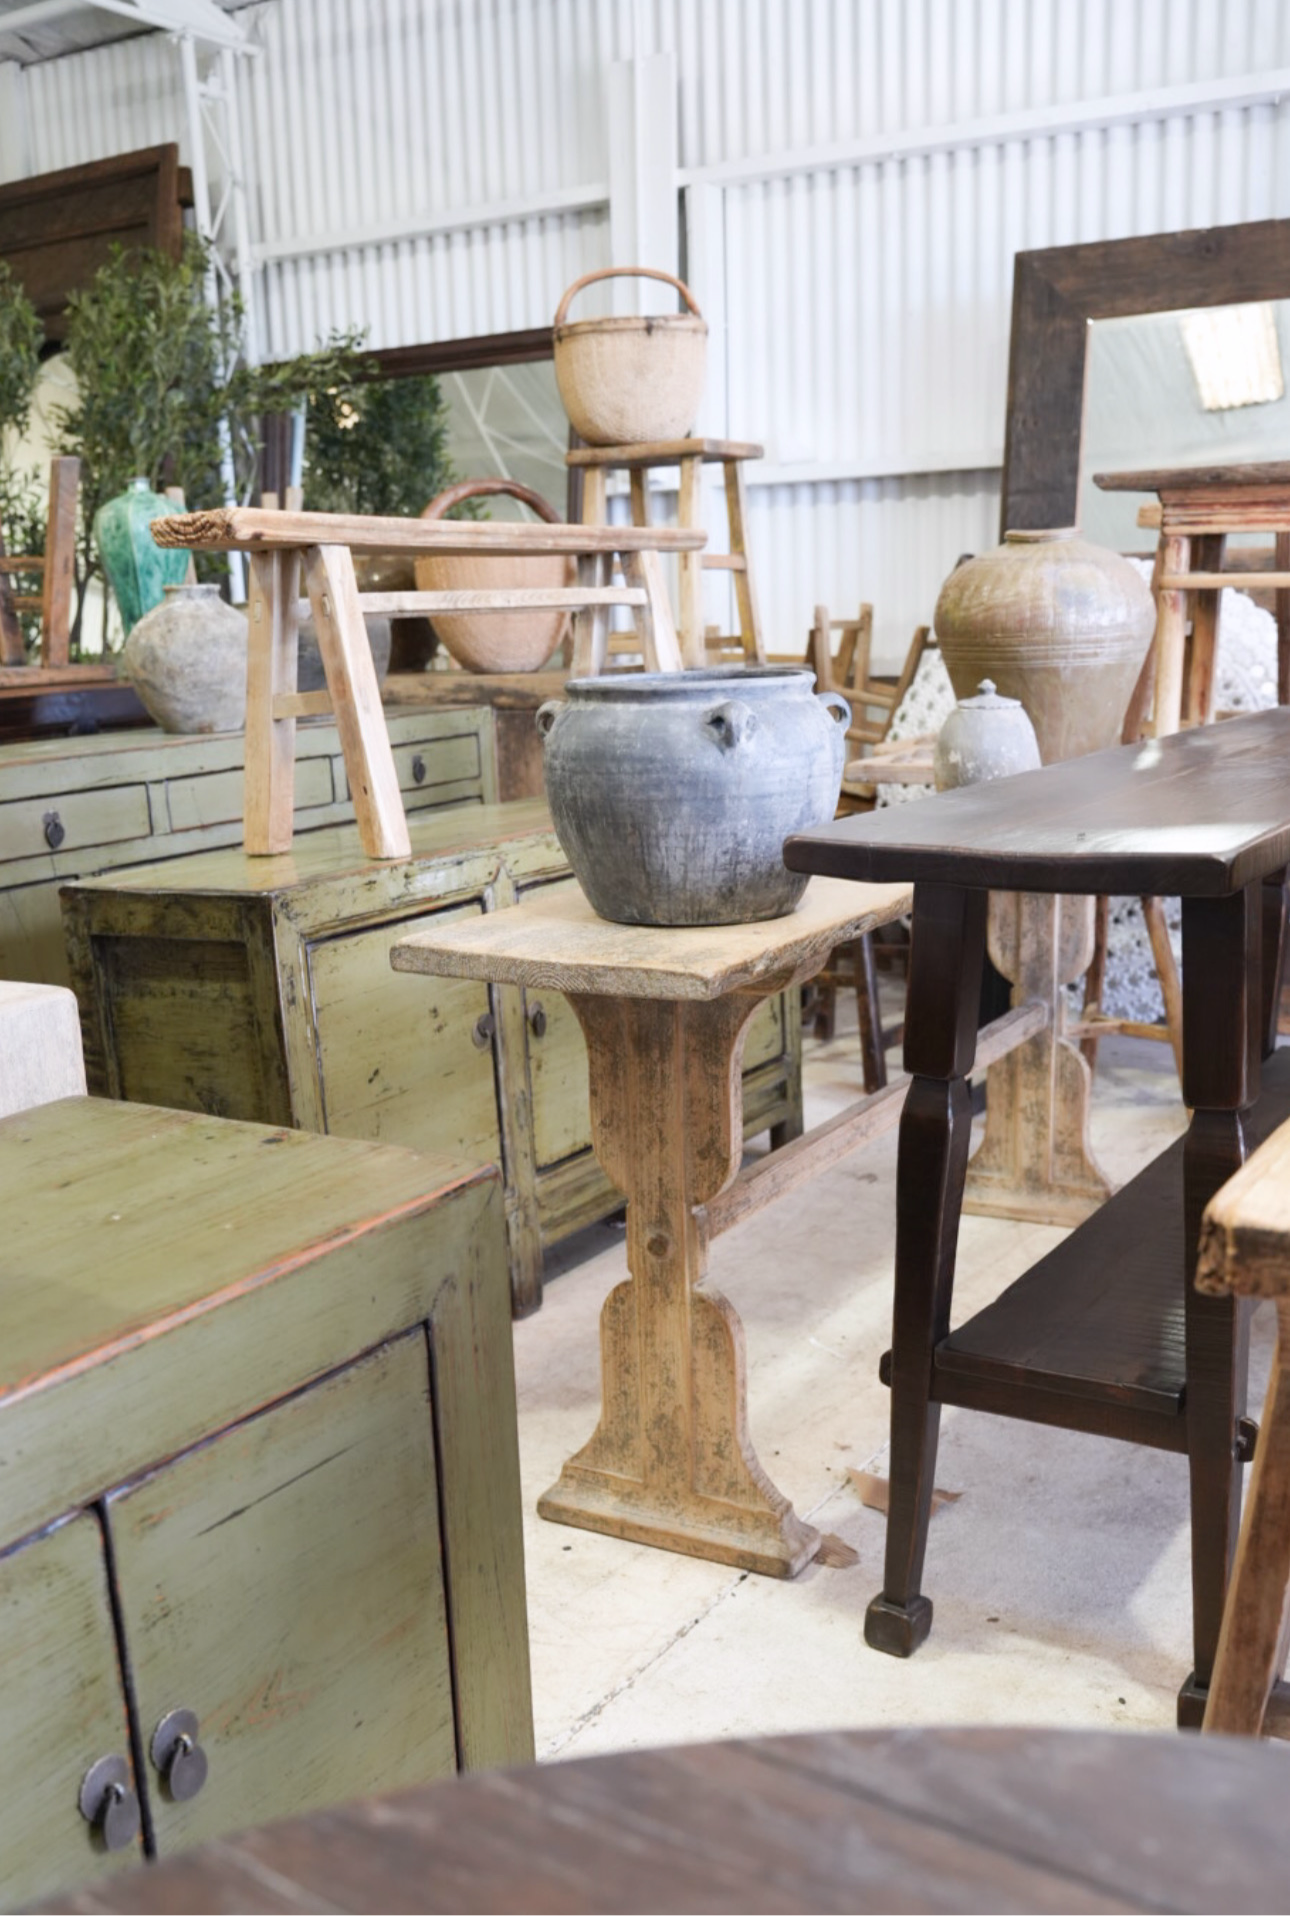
151, 1708, 209, 1803
528, 1001, 547, 1039
79, 1754, 141, 1851
43, 809, 65, 850
472, 1011, 496, 1048
411, 753, 427, 785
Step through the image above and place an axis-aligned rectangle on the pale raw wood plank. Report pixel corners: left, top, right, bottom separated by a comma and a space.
336, 587, 647, 617
1198, 1120, 1290, 1298
391, 873, 911, 1001
621, 546, 683, 673
724, 457, 764, 663
567, 437, 764, 468
245, 550, 301, 855
570, 551, 612, 674
303, 545, 410, 861
677, 453, 704, 667
154, 507, 706, 556
272, 688, 333, 719
1159, 572, 1290, 591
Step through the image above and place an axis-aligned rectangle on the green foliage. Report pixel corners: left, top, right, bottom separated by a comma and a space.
52, 235, 372, 644
0, 263, 42, 468
303, 372, 469, 518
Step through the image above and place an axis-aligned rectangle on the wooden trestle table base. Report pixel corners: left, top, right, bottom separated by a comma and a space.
392, 875, 911, 1576
785, 707, 1290, 1723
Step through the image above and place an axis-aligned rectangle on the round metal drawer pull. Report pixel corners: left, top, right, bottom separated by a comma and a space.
411, 753, 427, 785
42, 809, 65, 850
151, 1708, 209, 1803
528, 1002, 547, 1038
79, 1754, 141, 1852
472, 1011, 496, 1048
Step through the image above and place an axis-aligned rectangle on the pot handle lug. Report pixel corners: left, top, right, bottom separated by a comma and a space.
704, 700, 757, 752
819, 691, 852, 726
535, 700, 564, 740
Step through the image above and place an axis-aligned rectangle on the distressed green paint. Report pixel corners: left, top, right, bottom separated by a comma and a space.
109, 1333, 458, 1855
0, 1515, 143, 1908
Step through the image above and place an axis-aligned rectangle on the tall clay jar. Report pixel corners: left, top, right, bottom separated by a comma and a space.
933, 529, 1155, 764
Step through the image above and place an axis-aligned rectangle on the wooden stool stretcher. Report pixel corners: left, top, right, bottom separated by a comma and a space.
153, 508, 705, 862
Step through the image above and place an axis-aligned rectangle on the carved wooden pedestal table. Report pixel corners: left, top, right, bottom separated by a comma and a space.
392, 875, 910, 1576
786, 709, 1290, 1722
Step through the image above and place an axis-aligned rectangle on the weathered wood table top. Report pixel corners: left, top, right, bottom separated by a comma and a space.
1095, 460, 1290, 493
786, 706, 1290, 896
391, 873, 911, 1000
49, 1726, 1290, 1914
152, 506, 707, 555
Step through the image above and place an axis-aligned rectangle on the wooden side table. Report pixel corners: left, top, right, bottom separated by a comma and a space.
392, 876, 914, 1576
786, 707, 1290, 1722
1095, 460, 1290, 728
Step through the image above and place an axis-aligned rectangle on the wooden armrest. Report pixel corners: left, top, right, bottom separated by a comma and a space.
152, 507, 707, 556
1197, 1119, 1290, 1298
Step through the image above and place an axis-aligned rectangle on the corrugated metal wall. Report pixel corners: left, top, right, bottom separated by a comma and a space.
9, 0, 1290, 661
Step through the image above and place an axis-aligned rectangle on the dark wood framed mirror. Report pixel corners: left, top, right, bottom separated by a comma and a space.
1001, 217, 1290, 534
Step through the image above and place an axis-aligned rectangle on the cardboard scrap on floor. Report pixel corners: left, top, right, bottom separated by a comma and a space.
848, 1468, 962, 1516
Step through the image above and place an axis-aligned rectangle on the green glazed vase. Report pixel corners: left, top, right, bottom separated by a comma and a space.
93, 476, 192, 635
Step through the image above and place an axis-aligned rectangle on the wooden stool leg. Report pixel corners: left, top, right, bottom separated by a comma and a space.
1142, 895, 1184, 1082
866, 883, 986, 1657
1079, 895, 1110, 1071
245, 550, 302, 855
580, 467, 608, 527
724, 459, 765, 664
1152, 532, 1190, 737
1277, 531, 1290, 707
623, 548, 683, 673
40, 456, 78, 669
628, 469, 649, 526
854, 931, 888, 1093
677, 454, 705, 668
1178, 883, 1260, 1726
1205, 1299, 1290, 1737
571, 552, 611, 675
1185, 534, 1225, 727
302, 544, 410, 861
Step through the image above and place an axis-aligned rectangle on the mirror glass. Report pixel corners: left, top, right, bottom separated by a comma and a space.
439, 360, 567, 518
1078, 300, 1290, 552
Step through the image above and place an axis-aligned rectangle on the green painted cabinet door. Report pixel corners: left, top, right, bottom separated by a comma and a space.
105, 1330, 458, 1859
304, 902, 503, 1163
0, 1513, 143, 1908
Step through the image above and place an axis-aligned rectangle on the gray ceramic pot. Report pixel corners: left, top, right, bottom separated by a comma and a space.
536, 667, 850, 926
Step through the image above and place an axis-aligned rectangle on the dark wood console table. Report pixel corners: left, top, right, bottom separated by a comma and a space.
785, 707, 1290, 1725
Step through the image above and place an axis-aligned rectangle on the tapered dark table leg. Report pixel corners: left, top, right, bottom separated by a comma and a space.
865, 882, 987, 1657
1177, 883, 1261, 1727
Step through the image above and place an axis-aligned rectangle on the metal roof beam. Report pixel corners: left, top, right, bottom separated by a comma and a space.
0, 0, 248, 52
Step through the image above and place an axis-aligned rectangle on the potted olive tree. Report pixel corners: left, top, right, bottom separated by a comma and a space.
0, 263, 46, 654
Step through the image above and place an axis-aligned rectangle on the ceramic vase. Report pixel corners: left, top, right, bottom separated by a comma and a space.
121, 583, 247, 734
94, 476, 192, 635
536, 666, 850, 926
933, 680, 1042, 791
933, 529, 1155, 764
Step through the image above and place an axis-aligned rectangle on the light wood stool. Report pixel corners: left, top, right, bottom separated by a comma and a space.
569, 438, 765, 668
1199, 1110, 1290, 1738
153, 508, 704, 860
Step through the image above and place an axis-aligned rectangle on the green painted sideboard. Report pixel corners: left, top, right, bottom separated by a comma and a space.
60, 804, 804, 1315
0, 706, 494, 987
0, 1097, 530, 1911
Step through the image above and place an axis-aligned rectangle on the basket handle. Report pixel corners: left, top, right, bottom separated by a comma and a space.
421, 477, 563, 524
553, 267, 704, 331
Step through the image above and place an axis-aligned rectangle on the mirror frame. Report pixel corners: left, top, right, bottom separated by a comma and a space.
1000, 217, 1290, 535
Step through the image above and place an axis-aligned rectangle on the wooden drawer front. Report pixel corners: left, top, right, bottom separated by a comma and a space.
743, 993, 785, 1070
306, 902, 503, 1163
0, 1514, 143, 1906
0, 784, 151, 865
106, 1332, 457, 1856
334, 733, 482, 809
528, 986, 593, 1171
166, 758, 334, 833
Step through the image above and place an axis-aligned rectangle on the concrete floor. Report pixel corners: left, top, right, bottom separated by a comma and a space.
513, 989, 1273, 1763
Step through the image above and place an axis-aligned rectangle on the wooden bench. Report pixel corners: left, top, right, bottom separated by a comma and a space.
152, 508, 706, 862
